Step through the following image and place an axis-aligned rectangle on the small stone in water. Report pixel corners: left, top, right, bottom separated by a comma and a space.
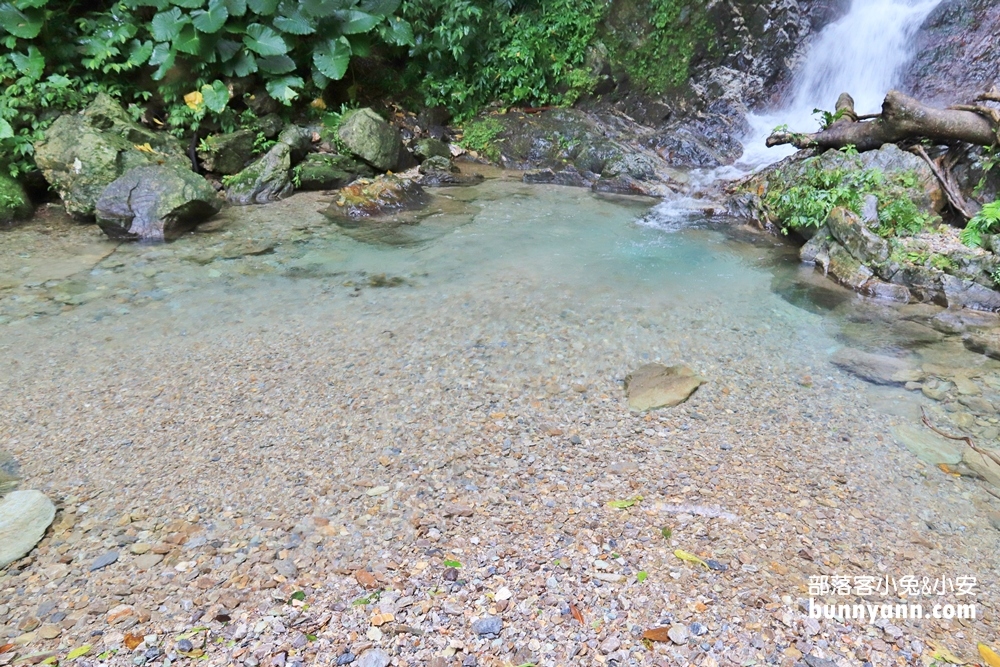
90, 551, 119, 571
472, 616, 502, 635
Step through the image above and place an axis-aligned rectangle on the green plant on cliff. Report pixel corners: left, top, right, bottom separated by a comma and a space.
459, 116, 503, 161
607, 0, 714, 92
401, 0, 606, 118
960, 200, 1000, 248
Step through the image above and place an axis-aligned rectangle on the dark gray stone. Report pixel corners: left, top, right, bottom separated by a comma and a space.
90, 551, 119, 571
472, 615, 503, 635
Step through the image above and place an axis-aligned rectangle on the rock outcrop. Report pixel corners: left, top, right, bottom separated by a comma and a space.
34, 93, 188, 218
0, 490, 56, 569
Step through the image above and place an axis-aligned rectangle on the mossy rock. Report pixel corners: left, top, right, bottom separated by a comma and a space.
0, 173, 32, 225
413, 138, 451, 162
338, 108, 414, 172
198, 130, 255, 175
295, 153, 372, 191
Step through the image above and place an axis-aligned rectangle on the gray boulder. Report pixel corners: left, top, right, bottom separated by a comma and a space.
34, 93, 188, 218
338, 108, 415, 172
197, 130, 255, 175
225, 142, 294, 205
826, 207, 889, 265
413, 138, 451, 162
0, 490, 56, 569
96, 165, 221, 241
0, 172, 32, 225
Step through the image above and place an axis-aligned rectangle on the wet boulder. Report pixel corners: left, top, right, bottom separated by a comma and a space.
324, 175, 428, 220
197, 130, 255, 175
826, 207, 889, 265
294, 153, 372, 191
0, 490, 56, 569
96, 165, 221, 241
225, 143, 293, 205
34, 93, 188, 218
0, 173, 32, 225
415, 157, 484, 187
413, 138, 451, 162
338, 108, 416, 172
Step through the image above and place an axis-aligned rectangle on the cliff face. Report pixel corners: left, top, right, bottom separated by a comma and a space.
904, 0, 1000, 105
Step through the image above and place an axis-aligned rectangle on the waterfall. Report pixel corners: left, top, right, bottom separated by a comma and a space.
737, 0, 944, 171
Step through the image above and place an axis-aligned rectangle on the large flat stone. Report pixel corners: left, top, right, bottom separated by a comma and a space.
0, 490, 56, 569
625, 364, 705, 411
892, 424, 963, 465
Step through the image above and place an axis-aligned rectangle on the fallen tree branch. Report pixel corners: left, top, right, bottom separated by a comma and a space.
921, 406, 1000, 469
767, 90, 998, 152
910, 145, 974, 220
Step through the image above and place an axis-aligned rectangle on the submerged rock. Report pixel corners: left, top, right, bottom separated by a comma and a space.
624, 364, 705, 411
0, 173, 32, 225
325, 175, 428, 220
34, 93, 188, 218
96, 165, 221, 241
416, 157, 484, 187
892, 424, 964, 465
0, 490, 56, 569
830, 348, 919, 385
338, 108, 415, 172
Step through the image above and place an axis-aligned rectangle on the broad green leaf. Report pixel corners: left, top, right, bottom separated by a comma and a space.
443, 559, 461, 568
0, 3, 42, 38
0, 118, 13, 140
346, 32, 370, 57
311, 68, 328, 87
301, 0, 350, 18
192, 0, 228, 33
66, 645, 92, 660
257, 53, 294, 73
173, 24, 202, 54
151, 7, 187, 41
125, 0, 169, 7
149, 41, 176, 79
335, 9, 379, 34
9, 45, 43, 78
127, 39, 154, 66
312, 36, 349, 80
273, 11, 313, 35
216, 38, 240, 60
243, 23, 287, 55
230, 48, 256, 76
289, 590, 306, 601
170, 0, 203, 7
223, 0, 245, 16
246, 0, 277, 15
264, 74, 302, 104
381, 15, 412, 46
201, 79, 229, 113
359, 0, 398, 16
636, 570, 648, 583
13, 0, 48, 8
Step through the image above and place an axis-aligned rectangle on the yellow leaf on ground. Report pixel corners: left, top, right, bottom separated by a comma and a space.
67, 645, 92, 660
674, 549, 709, 569
980, 643, 1000, 667
134, 143, 154, 153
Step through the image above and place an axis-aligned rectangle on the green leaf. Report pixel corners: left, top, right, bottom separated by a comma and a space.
443, 559, 461, 568
0, 118, 13, 140
273, 11, 313, 35
381, 15, 412, 46
637, 571, 648, 583
0, 3, 42, 38
192, 0, 228, 33
257, 53, 295, 73
151, 7, 187, 41
305, 634, 317, 641
170, 0, 203, 7
13, 0, 48, 9
243, 23, 287, 55
312, 36, 349, 80
229, 48, 256, 76
359, 0, 398, 15
149, 41, 175, 79
223, 0, 245, 16
66, 645, 92, 660
265, 74, 302, 104
127, 39, 154, 66
216, 37, 239, 60
335, 9, 379, 34
301, 0, 349, 18
173, 24, 202, 54
660, 526, 672, 540
246, 0, 277, 14
201, 79, 230, 113
9, 45, 43, 78
289, 590, 306, 601
607, 496, 642, 509
346, 32, 370, 57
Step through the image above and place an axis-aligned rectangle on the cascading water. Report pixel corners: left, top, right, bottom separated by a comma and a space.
737, 0, 944, 171
644, 0, 943, 228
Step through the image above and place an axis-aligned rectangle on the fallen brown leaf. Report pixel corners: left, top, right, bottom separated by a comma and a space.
0, 643, 14, 654
642, 627, 672, 642
354, 569, 379, 589
569, 602, 584, 625
124, 633, 143, 650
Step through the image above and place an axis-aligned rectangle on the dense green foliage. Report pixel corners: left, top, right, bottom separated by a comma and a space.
458, 116, 502, 161
0, 0, 413, 176
606, 0, 711, 92
961, 200, 1000, 248
400, 0, 606, 118
763, 155, 933, 237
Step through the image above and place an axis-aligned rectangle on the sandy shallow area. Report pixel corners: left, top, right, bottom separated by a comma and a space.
1, 183, 998, 667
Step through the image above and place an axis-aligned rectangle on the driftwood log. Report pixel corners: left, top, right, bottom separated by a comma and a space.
767, 90, 999, 152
